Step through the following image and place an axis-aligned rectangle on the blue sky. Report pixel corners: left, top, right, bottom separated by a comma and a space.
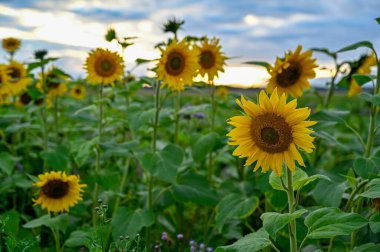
0, 0, 379, 87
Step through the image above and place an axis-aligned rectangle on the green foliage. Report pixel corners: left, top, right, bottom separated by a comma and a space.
304, 207, 367, 239
261, 209, 307, 237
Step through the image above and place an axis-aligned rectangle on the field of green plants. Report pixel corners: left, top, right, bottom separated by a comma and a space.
1, 18, 380, 252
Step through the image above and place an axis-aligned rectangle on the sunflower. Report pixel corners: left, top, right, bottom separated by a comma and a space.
4, 61, 31, 96
156, 38, 199, 92
84, 48, 124, 85
0, 64, 11, 97
216, 86, 229, 99
196, 37, 226, 81
70, 84, 86, 100
267, 45, 317, 98
2, 37, 21, 53
227, 89, 316, 176
33, 171, 86, 213
348, 53, 377, 97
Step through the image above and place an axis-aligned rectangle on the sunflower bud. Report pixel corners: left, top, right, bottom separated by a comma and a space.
162, 17, 185, 36
105, 28, 117, 42
34, 49, 48, 60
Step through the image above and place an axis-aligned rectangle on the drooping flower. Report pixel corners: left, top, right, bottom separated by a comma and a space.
33, 171, 86, 213
267, 45, 317, 98
156, 38, 199, 92
84, 48, 124, 85
227, 89, 316, 176
347, 53, 377, 97
195, 37, 226, 81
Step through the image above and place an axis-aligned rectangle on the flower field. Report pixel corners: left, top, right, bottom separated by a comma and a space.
1, 17, 380, 252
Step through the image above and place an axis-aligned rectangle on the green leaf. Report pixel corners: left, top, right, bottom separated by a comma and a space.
215, 194, 259, 231
244, 61, 272, 72
141, 144, 183, 184
313, 180, 347, 207
359, 93, 380, 107
27, 57, 59, 72
261, 209, 308, 237
135, 58, 153, 65
350, 243, 380, 252
23, 214, 69, 233
0, 152, 15, 175
269, 169, 329, 192
100, 140, 138, 158
74, 104, 97, 115
215, 228, 271, 252
172, 172, 218, 206
336, 41, 374, 53
40, 145, 70, 170
64, 230, 91, 248
192, 132, 218, 163
0, 209, 20, 236
369, 213, 380, 234
111, 208, 154, 240
360, 179, 380, 198
376, 17, 380, 25
354, 158, 380, 179
352, 74, 376, 87
311, 48, 337, 59
304, 207, 367, 239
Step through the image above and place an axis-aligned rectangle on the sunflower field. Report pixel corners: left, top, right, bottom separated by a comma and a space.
1, 17, 380, 252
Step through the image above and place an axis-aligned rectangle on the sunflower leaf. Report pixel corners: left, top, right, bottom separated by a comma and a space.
305, 207, 367, 239
336, 41, 374, 53
244, 61, 272, 72
261, 209, 308, 237
23, 214, 70, 233
359, 178, 380, 198
215, 228, 271, 252
359, 93, 380, 107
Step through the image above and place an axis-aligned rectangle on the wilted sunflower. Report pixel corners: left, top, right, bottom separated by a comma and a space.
2, 37, 21, 53
196, 37, 226, 81
348, 53, 377, 97
84, 48, 124, 85
156, 38, 199, 92
227, 89, 316, 176
267, 45, 317, 98
70, 84, 86, 100
4, 61, 31, 96
33, 171, 86, 213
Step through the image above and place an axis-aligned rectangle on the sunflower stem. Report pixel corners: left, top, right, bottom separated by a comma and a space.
323, 61, 340, 108
39, 61, 49, 171
174, 91, 181, 143
286, 168, 297, 252
146, 80, 161, 249
208, 80, 216, 184
93, 83, 104, 226
54, 96, 60, 143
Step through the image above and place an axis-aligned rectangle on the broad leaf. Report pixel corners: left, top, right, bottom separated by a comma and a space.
192, 132, 218, 163
369, 213, 380, 234
215, 194, 259, 231
23, 214, 69, 233
215, 228, 271, 252
261, 209, 308, 237
64, 230, 91, 247
360, 179, 380, 198
304, 207, 367, 239
336, 41, 373, 53
244, 61, 272, 72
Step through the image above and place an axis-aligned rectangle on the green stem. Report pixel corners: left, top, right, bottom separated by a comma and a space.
286, 169, 297, 252
174, 91, 181, 143
52, 228, 61, 252
323, 62, 340, 108
39, 63, 48, 171
146, 81, 161, 249
210, 81, 216, 130
93, 84, 104, 226
54, 96, 59, 142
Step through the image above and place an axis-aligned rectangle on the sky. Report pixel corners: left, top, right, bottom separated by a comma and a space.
0, 0, 379, 87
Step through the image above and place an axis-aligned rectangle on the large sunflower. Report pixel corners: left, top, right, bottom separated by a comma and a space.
227, 89, 316, 176
4, 61, 31, 96
0, 64, 11, 97
70, 84, 86, 100
156, 38, 199, 92
348, 53, 377, 97
2, 37, 21, 53
196, 37, 226, 81
267, 45, 317, 98
33, 171, 86, 213
84, 48, 124, 85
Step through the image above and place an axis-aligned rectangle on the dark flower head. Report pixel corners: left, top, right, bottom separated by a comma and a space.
105, 28, 117, 42
162, 17, 185, 35
34, 49, 48, 60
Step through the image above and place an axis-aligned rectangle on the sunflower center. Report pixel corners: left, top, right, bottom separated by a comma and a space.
95, 58, 116, 77
200, 50, 215, 69
20, 93, 32, 105
9, 67, 21, 81
42, 180, 69, 199
251, 113, 293, 153
75, 88, 81, 94
165, 51, 185, 76
277, 61, 302, 87
7, 41, 16, 47
46, 74, 60, 89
